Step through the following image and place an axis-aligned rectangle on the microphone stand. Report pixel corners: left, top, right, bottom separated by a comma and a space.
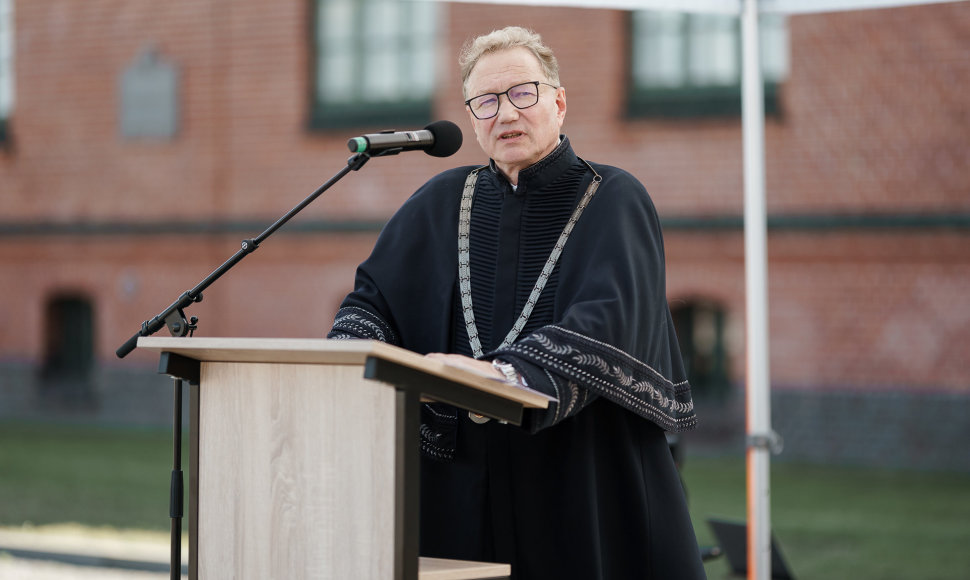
115, 149, 392, 580
115, 150, 384, 358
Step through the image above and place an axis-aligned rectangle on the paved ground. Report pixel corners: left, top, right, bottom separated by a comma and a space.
0, 526, 186, 580
0, 557, 180, 580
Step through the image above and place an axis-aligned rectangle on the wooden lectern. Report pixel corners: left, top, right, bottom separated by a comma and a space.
138, 337, 549, 580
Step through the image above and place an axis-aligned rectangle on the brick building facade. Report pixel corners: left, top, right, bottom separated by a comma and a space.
1, 1, 968, 470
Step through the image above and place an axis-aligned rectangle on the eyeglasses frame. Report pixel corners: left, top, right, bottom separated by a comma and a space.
464, 81, 561, 120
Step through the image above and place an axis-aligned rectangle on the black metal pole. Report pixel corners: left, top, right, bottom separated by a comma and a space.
170, 377, 184, 580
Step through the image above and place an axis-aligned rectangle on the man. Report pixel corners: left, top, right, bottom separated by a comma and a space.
329, 26, 706, 579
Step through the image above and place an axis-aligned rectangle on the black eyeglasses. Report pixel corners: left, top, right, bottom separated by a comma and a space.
464, 81, 559, 120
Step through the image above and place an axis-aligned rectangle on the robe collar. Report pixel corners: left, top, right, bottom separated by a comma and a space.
487, 135, 576, 195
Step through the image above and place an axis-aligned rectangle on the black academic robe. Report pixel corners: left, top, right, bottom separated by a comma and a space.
329, 137, 706, 579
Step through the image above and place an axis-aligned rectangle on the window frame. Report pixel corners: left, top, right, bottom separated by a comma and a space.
0, 0, 13, 143
308, 0, 437, 131
626, 10, 784, 119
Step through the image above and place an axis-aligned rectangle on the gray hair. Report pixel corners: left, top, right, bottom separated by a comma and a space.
459, 26, 560, 98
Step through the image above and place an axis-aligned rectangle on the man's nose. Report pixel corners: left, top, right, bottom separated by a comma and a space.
495, 94, 520, 121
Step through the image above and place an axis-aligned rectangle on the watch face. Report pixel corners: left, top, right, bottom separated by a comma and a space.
493, 360, 519, 383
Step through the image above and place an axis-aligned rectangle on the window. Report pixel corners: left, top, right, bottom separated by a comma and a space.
42, 295, 95, 387
0, 0, 13, 142
629, 11, 787, 118
671, 300, 730, 400
310, 0, 439, 129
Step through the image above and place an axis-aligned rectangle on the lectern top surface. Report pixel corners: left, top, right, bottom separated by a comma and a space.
138, 336, 549, 409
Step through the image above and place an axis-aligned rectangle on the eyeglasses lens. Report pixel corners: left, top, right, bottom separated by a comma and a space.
508, 84, 539, 108
469, 83, 541, 119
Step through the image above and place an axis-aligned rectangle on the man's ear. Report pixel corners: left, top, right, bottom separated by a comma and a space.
556, 87, 567, 124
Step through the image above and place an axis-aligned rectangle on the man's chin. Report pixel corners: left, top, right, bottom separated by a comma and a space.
492, 148, 534, 168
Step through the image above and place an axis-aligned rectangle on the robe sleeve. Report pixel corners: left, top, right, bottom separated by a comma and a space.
327, 273, 401, 345
489, 167, 697, 433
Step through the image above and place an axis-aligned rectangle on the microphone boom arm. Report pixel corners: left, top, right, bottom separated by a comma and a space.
115, 152, 374, 358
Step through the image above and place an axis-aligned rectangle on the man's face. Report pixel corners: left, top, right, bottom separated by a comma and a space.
464, 47, 566, 185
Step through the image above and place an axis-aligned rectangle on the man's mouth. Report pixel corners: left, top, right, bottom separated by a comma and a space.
500, 131, 524, 140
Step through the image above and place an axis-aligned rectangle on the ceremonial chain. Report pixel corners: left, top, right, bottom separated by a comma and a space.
459, 160, 602, 359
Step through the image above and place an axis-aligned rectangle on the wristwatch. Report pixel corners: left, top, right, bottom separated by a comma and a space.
468, 360, 521, 425
491, 359, 521, 385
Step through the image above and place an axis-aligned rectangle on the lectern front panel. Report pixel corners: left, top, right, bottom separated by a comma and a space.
197, 361, 396, 579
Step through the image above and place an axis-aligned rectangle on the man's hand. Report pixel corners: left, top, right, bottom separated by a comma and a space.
425, 352, 504, 380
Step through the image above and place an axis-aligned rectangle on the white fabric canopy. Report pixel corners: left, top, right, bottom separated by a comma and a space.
440, 0, 960, 14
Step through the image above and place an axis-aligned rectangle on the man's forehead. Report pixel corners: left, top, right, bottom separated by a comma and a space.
466, 49, 544, 93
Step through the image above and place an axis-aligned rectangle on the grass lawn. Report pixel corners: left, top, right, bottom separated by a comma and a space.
682, 456, 970, 579
0, 421, 179, 531
2, 421, 969, 578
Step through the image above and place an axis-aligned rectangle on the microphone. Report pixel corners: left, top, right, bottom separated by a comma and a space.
347, 120, 463, 158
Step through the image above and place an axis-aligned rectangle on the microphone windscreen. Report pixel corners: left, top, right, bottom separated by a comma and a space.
424, 120, 463, 157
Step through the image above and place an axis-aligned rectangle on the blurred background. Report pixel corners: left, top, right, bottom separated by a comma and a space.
1, 1, 968, 578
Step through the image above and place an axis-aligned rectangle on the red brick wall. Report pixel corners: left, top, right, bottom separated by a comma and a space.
1, 1, 968, 393
664, 230, 970, 391
773, 5, 970, 215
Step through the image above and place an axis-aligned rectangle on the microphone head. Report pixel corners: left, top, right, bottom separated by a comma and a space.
424, 120, 463, 157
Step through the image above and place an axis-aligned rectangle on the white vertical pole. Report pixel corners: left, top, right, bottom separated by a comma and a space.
741, 1, 772, 579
